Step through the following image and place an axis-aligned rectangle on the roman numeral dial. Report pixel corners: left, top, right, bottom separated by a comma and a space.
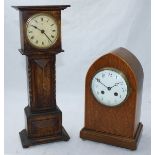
26, 13, 58, 49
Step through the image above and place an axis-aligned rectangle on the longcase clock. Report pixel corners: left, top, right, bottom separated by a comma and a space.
12, 5, 70, 148
80, 48, 144, 150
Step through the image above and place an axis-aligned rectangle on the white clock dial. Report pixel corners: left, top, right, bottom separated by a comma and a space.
26, 13, 58, 49
91, 68, 129, 107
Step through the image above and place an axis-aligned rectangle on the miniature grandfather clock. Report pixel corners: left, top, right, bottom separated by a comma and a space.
12, 5, 70, 148
80, 48, 144, 150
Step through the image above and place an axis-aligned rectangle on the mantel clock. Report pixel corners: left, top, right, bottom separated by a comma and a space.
80, 48, 144, 150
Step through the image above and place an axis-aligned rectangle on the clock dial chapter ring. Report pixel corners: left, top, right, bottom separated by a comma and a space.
91, 67, 130, 107
26, 13, 59, 49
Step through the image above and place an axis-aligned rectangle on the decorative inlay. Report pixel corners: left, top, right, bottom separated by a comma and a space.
34, 59, 49, 68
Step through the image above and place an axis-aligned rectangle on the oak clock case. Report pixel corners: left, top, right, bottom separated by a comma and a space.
80, 47, 144, 150
16, 6, 65, 55
12, 5, 70, 148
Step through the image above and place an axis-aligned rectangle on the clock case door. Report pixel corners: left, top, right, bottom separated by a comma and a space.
80, 47, 144, 150
19, 9, 62, 55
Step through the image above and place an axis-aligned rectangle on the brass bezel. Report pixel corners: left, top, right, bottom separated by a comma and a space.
91, 67, 130, 107
26, 13, 59, 49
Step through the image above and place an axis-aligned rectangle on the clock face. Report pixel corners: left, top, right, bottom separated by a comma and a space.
26, 13, 58, 49
91, 68, 129, 107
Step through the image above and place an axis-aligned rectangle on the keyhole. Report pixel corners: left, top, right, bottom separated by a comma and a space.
114, 92, 118, 96
101, 91, 105, 94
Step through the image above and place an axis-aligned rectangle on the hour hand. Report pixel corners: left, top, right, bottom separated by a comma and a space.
110, 82, 123, 89
30, 25, 38, 29
30, 25, 42, 31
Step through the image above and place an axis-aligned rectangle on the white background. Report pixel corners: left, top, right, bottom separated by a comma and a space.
4, 0, 151, 155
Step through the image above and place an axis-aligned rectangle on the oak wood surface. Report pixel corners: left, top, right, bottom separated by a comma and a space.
18, 10, 62, 54
80, 123, 143, 150
13, 5, 70, 148
12, 5, 70, 11
26, 55, 56, 112
80, 47, 144, 150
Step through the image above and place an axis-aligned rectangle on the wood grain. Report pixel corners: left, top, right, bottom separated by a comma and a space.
80, 123, 143, 150
80, 47, 144, 150
18, 10, 62, 54
26, 55, 56, 112
12, 5, 70, 11
13, 5, 70, 148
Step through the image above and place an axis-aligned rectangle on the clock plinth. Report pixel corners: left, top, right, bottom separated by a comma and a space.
80, 47, 144, 150
13, 5, 70, 148
19, 106, 69, 148
80, 123, 143, 150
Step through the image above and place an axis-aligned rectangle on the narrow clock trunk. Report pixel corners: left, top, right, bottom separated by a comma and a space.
26, 55, 56, 112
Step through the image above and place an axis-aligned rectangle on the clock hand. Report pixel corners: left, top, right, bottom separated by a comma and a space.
43, 32, 52, 43
109, 82, 122, 89
95, 78, 123, 91
95, 78, 109, 89
30, 25, 52, 42
30, 25, 42, 31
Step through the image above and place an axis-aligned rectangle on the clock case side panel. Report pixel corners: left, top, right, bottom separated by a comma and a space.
19, 11, 24, 49
112, 47, 144, 135
19, 10, 62, 54
84, 48, 141, 138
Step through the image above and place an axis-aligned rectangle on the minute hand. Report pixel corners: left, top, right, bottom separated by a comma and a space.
95, 78, 108, 89
43, 32, 52, 43
30, 25, 52, 43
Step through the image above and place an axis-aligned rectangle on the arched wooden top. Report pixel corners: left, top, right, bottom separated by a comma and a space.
86, 47, 144, 91
84, 47, 144, 138
112, 47, 144, 87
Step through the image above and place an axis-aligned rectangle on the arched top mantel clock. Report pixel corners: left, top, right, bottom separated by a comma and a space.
80, 47, 144, 150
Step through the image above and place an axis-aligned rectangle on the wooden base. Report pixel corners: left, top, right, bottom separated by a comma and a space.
80, 123, 143, 150
19, 126, 70, 148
